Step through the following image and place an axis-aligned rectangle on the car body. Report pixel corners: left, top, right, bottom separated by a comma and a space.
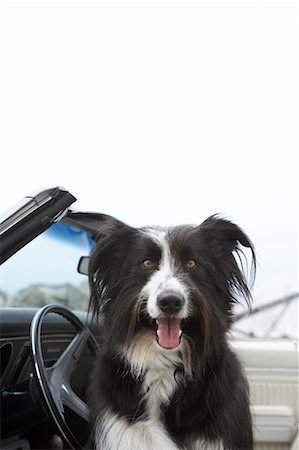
0, 186, 298, 450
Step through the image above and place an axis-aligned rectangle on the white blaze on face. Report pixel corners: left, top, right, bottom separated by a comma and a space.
141, 228, 189, 319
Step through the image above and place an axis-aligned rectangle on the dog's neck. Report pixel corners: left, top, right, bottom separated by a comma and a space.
119, 329, 193, 421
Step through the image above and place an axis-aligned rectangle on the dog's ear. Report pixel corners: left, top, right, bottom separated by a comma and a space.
199, 215, 256, 305
88, 215, 136, 317
88, 213, 129, 241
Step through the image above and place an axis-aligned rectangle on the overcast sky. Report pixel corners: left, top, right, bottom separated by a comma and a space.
0, 0, 298, 296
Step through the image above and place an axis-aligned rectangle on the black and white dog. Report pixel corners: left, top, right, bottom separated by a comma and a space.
88, 214, 256, 450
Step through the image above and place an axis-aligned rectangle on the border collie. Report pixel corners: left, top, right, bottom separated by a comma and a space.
88, 214, 256, 450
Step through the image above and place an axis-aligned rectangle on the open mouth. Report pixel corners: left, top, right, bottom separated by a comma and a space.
155, 317, 182, 350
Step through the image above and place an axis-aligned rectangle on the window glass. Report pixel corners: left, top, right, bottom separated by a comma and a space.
0, 223, 94, 311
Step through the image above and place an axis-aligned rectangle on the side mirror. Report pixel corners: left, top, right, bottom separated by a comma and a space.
77, 256, 90, 275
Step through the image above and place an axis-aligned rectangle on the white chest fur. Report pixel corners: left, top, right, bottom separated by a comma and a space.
94, 334, 223, 450
95, 333, 182, 450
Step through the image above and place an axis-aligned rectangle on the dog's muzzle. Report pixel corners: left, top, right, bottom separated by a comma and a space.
155, 291, 184, 350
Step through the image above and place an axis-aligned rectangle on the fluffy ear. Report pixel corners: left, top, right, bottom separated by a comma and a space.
200, 215, 256, 305
88, 215, 136, 317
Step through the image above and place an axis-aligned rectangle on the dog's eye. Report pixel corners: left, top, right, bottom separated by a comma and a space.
142, 259, 155, 270
185, 259, 197, 269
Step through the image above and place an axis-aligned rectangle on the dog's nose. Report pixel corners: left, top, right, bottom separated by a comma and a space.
157, 292, 185, 315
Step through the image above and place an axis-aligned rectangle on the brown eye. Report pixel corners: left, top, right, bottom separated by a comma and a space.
186, 259, 197, 269
142, 259, 154, 270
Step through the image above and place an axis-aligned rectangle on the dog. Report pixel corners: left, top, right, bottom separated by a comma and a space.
88, 214, 256, 450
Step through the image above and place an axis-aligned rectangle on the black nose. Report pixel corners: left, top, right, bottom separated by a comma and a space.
157, 292, 185, 315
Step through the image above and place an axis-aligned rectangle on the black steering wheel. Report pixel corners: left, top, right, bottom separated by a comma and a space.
30, 305, 99, 449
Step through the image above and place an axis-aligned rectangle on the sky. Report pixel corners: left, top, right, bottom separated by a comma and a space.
0, 0, 298, 299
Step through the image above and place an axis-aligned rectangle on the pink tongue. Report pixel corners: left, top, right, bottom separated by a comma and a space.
157, 318, 182, 349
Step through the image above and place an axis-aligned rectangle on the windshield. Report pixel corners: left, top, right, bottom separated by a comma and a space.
0, 222, 94, 311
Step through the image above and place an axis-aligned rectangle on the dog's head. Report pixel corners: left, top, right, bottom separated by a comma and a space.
89, 215, 255, 360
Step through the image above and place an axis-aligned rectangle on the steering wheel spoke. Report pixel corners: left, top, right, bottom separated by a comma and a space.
60, 383, 90, 422
50, 328, 90, 385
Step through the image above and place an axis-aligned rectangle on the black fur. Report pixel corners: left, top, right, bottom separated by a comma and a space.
88, 214, 256, 450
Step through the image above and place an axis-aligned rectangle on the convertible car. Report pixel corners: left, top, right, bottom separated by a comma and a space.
0, 186, 298, 450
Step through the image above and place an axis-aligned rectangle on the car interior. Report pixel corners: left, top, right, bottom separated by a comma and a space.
0, 187, 298, 450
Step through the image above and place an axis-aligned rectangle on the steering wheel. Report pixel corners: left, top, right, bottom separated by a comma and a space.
30, 304, 99, 449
